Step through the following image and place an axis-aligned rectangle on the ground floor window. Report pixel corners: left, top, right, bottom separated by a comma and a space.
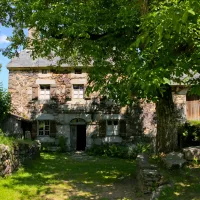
106, 120, 119, 136
38, 120, 50, 136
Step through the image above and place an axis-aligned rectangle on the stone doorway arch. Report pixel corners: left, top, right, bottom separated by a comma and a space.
70, 118, 86, 151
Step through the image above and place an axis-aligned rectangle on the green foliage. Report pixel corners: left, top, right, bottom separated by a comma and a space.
1, 0, 200, 153
0, 129, 36, 149
1, 0, 200, 103
0, 129, 15, 147
178, 121, 200, 147
188, 120, 200, 127
57, 135, 68, 152
0, 84, 11, 121
87, 143, 153, 159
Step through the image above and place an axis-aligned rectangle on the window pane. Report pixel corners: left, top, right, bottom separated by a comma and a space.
113, 127, 118, 135
75, 69, 82, 74
114, 120, 118, 125
107, 120, 112, 125
46, 90, 50, 95
45, 121, 49, 125
39, 130, 43, 135
45, 131, 50, 135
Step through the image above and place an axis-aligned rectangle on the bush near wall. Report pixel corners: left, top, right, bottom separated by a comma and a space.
86, 143, 153, 159
0, 135, 40, 177
178, 121, 200, 148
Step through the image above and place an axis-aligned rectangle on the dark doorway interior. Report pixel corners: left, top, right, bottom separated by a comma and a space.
76, 125, 86, 151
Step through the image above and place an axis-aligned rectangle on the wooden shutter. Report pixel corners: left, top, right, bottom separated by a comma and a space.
32, 84, 38, 100
50, 121, 57, 137
119, 120, 126, 136
99, 120, 106, 137
65, 84, 72, 100
31, 121, 37, 139
50, 84, 57, 99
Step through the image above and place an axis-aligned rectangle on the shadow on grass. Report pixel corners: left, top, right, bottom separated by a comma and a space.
1, 153, 138, 200
159, 164, 200, 200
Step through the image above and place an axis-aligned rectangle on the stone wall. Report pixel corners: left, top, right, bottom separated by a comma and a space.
173, 92, 187, 123
136, 153, 162, 194
9, 70, 77, 119
127, 100, 156, 137
0, 142, 40, 177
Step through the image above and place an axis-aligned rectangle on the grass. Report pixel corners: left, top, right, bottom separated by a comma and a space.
188, 120, 200, 127
151, 156, 200, 200
0, 153, 137, 200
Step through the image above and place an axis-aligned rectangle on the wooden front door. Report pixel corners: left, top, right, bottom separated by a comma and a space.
70, 125, 77, 151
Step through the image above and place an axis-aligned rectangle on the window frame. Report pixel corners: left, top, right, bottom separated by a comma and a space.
106, 120, 119, 136
38, 120, 50, 136
74, 69, 82, 74
73, 84, 84, 99
39, 84, 50, 100
41, 69, 49, 74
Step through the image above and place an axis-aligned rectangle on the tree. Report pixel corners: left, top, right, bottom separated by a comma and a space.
1, 0, 200, 152
0, 65, 11, 121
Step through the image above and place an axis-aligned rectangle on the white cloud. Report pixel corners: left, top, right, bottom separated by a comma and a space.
0, 34, 10, 44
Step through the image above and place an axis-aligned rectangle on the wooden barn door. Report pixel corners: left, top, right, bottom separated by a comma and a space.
186, 95, 200, 121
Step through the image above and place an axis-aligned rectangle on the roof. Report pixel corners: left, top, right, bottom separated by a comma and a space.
7, 50, 72, 68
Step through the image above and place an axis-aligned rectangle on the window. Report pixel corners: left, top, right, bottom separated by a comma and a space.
106, 120, 119, 136
41, 69, 49, 74
39, 85, 50, 100
38, 121, 50, 136
74, 69, 82, 74
73, 85, 84, 99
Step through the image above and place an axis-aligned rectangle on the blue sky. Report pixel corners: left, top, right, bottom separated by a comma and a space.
0, 26, 13, 89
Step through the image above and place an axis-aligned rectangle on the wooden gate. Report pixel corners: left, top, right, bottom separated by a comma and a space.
186, 95, 200, 121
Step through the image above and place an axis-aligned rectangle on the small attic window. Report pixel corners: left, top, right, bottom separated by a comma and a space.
74, 69, 82, 74
41, 69, 49, 74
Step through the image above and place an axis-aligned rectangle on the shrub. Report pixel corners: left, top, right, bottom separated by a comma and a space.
178, 121, 200, 148
0, 129, 15, 147
86, 142, 153, 159
58, 136, 68, 152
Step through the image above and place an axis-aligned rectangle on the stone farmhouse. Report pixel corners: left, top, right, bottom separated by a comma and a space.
7, 48, 160, 150
5, 31, 200, 151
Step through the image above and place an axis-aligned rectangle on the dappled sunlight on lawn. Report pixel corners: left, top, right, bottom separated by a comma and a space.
159, 163, 200, 200
0, 153, 140, 200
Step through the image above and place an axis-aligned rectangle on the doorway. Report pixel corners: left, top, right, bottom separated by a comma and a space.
70, 118, 86, 151
76, 125, 86, 151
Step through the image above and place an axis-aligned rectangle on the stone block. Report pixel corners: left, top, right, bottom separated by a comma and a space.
183, 146, 200, 161
162, 152, 186, 169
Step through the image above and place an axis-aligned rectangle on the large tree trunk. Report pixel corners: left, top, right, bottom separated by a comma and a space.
156, 85, 179, 153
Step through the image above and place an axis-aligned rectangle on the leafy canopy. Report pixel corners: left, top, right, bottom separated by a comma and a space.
0, 84, 11, 121
1, 0, 200, 104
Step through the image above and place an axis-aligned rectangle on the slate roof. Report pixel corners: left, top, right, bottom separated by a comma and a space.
7, 49, 71, 68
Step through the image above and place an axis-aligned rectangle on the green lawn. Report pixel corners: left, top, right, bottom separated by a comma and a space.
0, 153, 138, 200
159, 163, 200, 200
1, 152, 199, 200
